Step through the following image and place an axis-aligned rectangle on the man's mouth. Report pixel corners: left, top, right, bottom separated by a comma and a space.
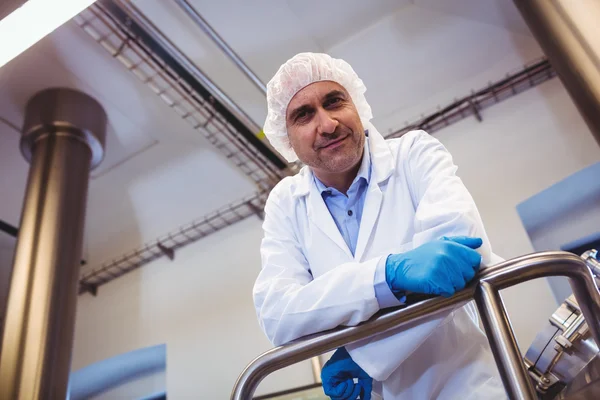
319, 135, 348, 150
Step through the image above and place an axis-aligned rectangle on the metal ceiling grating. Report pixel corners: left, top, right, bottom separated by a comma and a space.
79, 189, 268, 295
386, 58, 556, 138
74, 2, 291, 191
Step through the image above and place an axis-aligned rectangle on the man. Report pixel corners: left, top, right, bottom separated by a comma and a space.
253, 53, 506, 399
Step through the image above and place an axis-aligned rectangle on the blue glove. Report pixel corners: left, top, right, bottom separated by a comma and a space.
386, 236, 482, 297
321, 347, 372, 400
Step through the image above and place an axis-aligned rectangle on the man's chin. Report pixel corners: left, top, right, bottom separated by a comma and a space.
321, 154, 361, 173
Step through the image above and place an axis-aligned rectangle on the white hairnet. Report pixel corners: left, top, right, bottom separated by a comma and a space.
264, 53, 373, 162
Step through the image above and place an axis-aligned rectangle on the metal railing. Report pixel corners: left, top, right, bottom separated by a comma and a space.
231, 251, 600, 400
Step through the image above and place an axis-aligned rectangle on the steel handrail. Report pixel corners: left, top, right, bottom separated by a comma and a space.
231, 251, 600, 399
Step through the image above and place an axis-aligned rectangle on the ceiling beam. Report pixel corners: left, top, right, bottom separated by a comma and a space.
77, 0, 293, 192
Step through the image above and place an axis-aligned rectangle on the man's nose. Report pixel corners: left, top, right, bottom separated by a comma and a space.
316, 108, 339, 135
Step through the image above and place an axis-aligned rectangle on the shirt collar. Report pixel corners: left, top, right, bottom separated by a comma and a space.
313, 130, 371, 194
356, 132, 371, 183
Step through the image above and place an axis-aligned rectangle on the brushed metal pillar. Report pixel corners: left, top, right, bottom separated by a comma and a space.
513, 0, 600, 145
0, 88, 107, 399
475, 282, 536, 400
310, 356, 322, 384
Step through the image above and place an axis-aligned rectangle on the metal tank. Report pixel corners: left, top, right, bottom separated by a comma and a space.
525, 250, 600, 399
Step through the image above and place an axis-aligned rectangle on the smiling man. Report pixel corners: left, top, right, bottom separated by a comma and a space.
253, 53, 507, 399
286, 83, 365, 193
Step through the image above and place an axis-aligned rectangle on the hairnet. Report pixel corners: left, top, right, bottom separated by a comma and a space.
264, 53, 373, 162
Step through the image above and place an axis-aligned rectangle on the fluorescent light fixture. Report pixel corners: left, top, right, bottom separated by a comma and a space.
0, 0, 98, 69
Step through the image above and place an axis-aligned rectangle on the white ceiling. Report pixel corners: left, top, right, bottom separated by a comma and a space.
0, 0, 541, 268
128, 0, 412, 135
415, 0, 532, 36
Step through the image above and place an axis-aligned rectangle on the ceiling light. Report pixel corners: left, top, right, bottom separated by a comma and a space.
0, 0, 98, 69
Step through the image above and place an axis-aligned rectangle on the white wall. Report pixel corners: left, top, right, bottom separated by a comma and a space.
72, 216, 315, 399
326, 4, 545, 135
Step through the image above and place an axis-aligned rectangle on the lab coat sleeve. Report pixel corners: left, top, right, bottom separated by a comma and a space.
408, 130, 495, 265
253, 190, 382, 347
347, 130, 499, 381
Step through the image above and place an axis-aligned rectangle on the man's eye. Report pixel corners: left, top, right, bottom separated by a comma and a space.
296, 110, 311, 122
324, 97, 342, 107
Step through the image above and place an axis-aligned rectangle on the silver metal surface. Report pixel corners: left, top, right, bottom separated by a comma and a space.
513, 0, 600, 146
583, 250, 600, 277
174, 0, 267, 94
0, 89, 106, 399
20, 88, 107, 167
549, 300, 577, 330
562, 380, 600, 400
231, 251, 600, 400
559, 354, 600, 398
310, 356, 323, 384
556, 313, 586, 350
525, 290, 600, 397
475, 281, 537, 399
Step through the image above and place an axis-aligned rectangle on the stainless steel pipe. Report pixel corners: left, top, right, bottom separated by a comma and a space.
475, 282, 537, 399
231, 251, 600, 400
0, 88, 106, 399
513, 0, 600, 146
173, 0, 267, 95
110, 0, 263, 135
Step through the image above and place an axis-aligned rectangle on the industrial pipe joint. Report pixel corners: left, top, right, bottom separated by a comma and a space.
20, 88, 107, 167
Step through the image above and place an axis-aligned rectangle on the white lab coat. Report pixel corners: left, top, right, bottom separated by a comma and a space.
253, 124, 507, 399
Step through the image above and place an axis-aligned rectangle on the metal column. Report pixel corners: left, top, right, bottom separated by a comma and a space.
0, 88, 107, 399
475, 282, 537, 399
514, 0, 600, 145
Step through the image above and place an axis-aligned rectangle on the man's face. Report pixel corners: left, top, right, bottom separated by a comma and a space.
286, 81, 365, 175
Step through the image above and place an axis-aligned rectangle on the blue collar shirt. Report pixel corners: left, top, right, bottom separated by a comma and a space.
313, 132, 402, 309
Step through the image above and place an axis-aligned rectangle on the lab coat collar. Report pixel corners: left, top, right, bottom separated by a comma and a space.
292, 123, 394, 198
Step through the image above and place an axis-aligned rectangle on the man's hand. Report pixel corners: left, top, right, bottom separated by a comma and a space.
385, 236, 482, 297
321, 347, 372, 400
